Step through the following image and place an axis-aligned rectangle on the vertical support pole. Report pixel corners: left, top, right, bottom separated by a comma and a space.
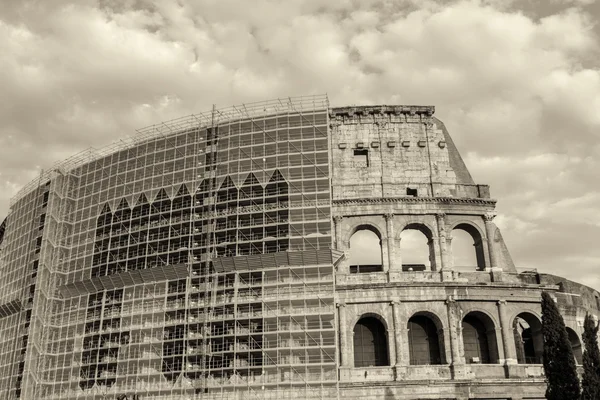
497, 300, 517, 364
337, 303, 349, 367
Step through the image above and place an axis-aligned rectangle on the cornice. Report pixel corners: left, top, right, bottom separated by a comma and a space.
329, 105, 435, 117
332, 196, 497, 207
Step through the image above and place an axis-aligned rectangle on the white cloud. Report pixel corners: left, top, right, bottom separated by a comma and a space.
0, 0, 599, 289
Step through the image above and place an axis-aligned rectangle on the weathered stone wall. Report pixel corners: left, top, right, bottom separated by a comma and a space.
328, 105, 599, 400
330, 106, 456, 200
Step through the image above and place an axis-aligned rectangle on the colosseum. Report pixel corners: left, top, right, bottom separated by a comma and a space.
0, 94, 598, 400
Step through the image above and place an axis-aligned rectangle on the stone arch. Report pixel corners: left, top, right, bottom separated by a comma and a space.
448, 219, 486, 237
399, 223, 436, 271
353, 313, 390, 367
462, 311, 501, 364
347, 223, 384, 273
512, 312, 543, 364
396, 221, 436, 241
566, 327, 583, 365
349, 312, 391, 333
449, 221, 486, 271
345, 220, 386, 244
407, 311, 446, 365
460, 307, 500, 329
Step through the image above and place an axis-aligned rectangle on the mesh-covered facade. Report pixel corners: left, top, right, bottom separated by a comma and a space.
1, 95, 599, 400
0, 96, 338, 399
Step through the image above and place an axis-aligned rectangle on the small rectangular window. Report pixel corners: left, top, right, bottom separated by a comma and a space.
353, 149, 369, 167
407, 188, 418, 197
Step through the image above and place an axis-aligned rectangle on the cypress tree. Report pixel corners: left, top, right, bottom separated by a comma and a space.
581, 313, 600, 400
541, 291, 581, 400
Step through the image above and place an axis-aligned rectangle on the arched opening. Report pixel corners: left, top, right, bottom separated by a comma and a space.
353, 316, 389, 367
513, 313, 543, 364
401, 224, 434, 271
348, 226, 383, 273
462, 312, 500, 364
451, 224, 485, 271
566, 328, 583, 365
408, 313, 444, 365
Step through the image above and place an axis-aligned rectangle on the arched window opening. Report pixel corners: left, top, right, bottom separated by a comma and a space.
566, 328, 583, 365
462, 312, 499, 364
353, 317, 389, 367
401, 225, 433, 271
451, 224, 485, 271
408, 314, 443, 365
513, 313, 543, 364
348, 227, 382, 273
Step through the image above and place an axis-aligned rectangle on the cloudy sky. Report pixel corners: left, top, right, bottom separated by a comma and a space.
1, 0, 599, 290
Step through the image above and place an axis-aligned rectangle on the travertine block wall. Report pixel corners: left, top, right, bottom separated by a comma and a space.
330, 106, 458, 200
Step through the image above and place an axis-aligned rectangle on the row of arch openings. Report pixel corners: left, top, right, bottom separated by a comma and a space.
352, 312, 583, 367
348, 223, 486, 272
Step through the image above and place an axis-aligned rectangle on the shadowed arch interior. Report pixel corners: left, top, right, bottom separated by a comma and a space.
513, 312, 543, 364
353, 316, 389, 367
408, 313, 443, 365
566, 327, 583, 365
462, 312, 500, 364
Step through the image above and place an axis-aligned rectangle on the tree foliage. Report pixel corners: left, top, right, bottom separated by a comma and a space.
541, 291, 581, 400
581, 313, 600, 400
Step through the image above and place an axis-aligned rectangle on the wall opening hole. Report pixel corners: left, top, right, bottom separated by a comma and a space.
348, 227, 382, 273
400, 228, 431, 271
406, 188, 418, 196
353, 149, 369, 167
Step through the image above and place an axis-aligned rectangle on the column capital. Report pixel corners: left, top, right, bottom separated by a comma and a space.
435, 213, 446, 221
333, 215, 344, 223
390, 300, 401, 306
336, 302, 346, 308
445, 296, 456, 305
483, 213, 496, 222
384, 213, 395, 221
497, 299, 507, 306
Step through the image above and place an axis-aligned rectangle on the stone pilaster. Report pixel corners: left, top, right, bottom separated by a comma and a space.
483, 213, 499, 271
391, 301, 403, 366
384, 213, 397, 273
446, 297, 464, 366
385, 328, 396, 368
337, 302, 350, 367
380, 237, 390, 273
333, 215, 344, 251
493, 327, 505, 364
497, 300, 517, 364
436, 213, 449, 271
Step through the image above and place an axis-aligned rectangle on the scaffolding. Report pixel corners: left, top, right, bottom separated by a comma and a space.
1, 95, 337, 399
32, 252, 338, 400
9, 95, 329, 208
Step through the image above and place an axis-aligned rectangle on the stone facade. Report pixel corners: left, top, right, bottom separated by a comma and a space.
330, 105, 600, 399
